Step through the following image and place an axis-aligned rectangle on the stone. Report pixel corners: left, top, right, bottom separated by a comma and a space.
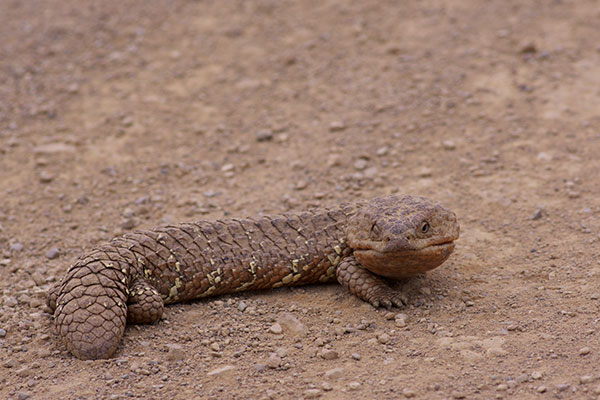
45, 248, 60, 260
579, 347, 591, 355
39, 171, 55, 183
17, 392, 31, 400
442, 140, 456, 150
324, 367, 344, 379
304, 389, 322, 398
276, 312, 307, 336
30, 272, 46, 286
486, 347, 508, 357
320, 349, 339, 360
353, 159, 368, 170
531, 208, 544, 220
269, 323, 283, 334
267, 353, 282, 369
33, 143, 76, 154
10, 242, 24, 252
417, 167, 432, 178
16, 366, 33, 377
377, 333, 390, 344
329, 121, 346, 132
207, 365, 235, 377
256, 130, 274, 142
165, 344, 186, 361
376, 146, 389, 156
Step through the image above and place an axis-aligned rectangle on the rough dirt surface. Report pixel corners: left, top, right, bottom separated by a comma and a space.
1, 0, 599, 399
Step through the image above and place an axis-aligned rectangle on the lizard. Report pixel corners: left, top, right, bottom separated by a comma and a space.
47, 194, 459, 360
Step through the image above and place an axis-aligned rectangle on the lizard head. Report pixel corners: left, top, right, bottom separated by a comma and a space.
345, 195, 459, 279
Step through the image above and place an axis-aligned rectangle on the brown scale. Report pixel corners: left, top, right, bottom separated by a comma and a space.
48, 194, 460, 360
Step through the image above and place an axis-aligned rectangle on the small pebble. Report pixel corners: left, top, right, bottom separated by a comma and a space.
321, 382, 333, 391
329, 121, 346, 132
165, 344, 186, 361
320, 349, 339, 360
556, 384, 569, 392
580, 375, 594, 384
579, 347, 591, 355
120, 218, 137, 230
304, 388, 322, 398
256, 129, 274, 142
0, 328, 6, 338
348, 381, 361, 390
536, 386, 547, 393
486, 347, 508, 357
451, 391, 466, 399
402, 388, 416, 398
276, 312, 307, 336
237, 301, 247, 312
269, 323, 283, 334
377, 333, 390, 344
353, 159, 368, 170
267, 353, 282, 369
221, 163, 234, 172
30, 272, 46, 286
376, 146, 389, 156
531, 208, 544, 220
442, 140, 456, 150
383, 312, 395, 320
395, 313, 408, 326
10, 242, 24, 252
207, 365, 235, 377
16, 366, 33, 377
417, 167, 432, 178
324, 367, 344, 379
351, 353, 361, 360
210, 342, 220, 352
496, 383, 508, 391
45, 248, 60, 260
39, 171, 54, 183
17, 392, 31, 400
294, 180, 308, 191
531, 371, 543, 380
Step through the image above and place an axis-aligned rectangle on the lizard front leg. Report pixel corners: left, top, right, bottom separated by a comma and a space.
336, 255, 407, 308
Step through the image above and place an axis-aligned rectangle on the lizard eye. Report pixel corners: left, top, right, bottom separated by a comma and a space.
370, 222, 382, 239
420, 221, 430, 234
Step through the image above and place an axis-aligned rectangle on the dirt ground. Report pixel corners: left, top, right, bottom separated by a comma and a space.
1, 0, 600, 399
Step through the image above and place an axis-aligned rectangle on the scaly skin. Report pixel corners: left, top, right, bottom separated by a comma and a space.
47, 195, 459, 359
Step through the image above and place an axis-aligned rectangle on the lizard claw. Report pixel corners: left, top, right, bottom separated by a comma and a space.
367, 287, 407, 309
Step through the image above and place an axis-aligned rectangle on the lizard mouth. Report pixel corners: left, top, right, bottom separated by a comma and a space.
354, 240, 456, 280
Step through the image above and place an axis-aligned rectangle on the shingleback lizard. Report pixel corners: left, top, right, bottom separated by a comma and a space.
47, 195, 459, 360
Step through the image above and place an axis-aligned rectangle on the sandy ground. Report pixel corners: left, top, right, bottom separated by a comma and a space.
1, 0, 600, 399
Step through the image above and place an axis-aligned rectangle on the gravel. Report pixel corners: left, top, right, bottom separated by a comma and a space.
45, 248, 60, 260
256, 129, 274, 142
267, 353, 282, 369
320, 349, 339, 360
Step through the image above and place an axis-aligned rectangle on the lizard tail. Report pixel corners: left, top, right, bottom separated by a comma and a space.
51, 254, 129, 359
